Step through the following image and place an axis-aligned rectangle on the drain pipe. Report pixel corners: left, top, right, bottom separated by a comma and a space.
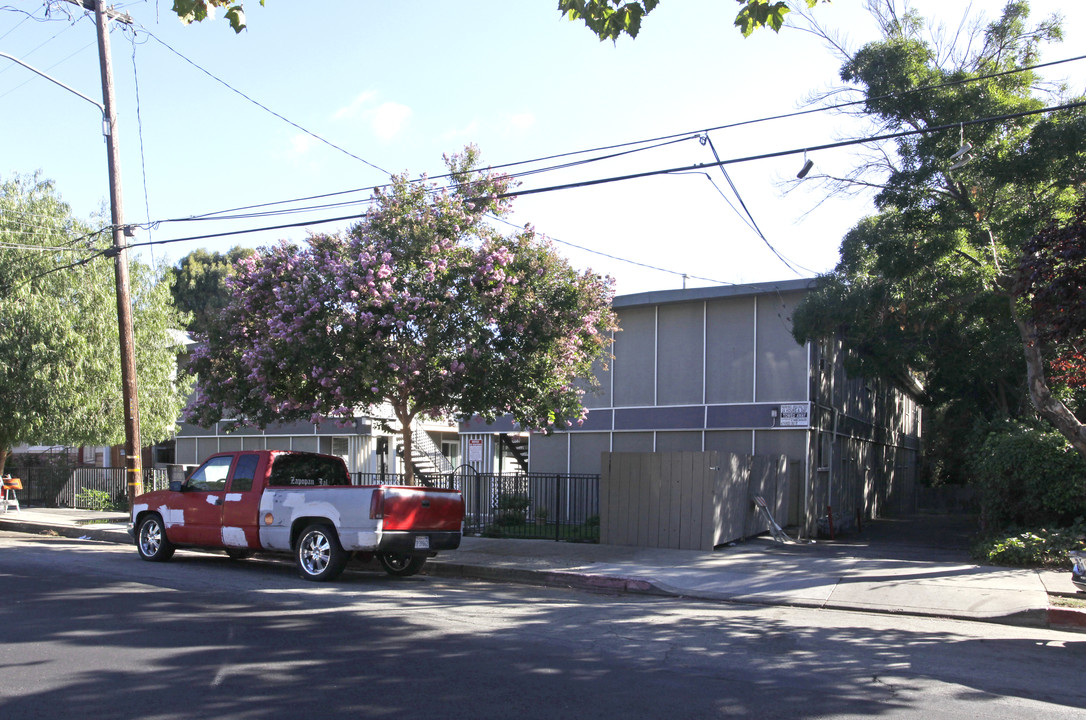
828, 408, 838, 540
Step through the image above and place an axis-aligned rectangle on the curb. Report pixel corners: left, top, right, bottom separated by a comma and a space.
1048, 606, 1086, 631
4, 517, 1083, 632
423, 560, 667, 596
0, 518, 131, 545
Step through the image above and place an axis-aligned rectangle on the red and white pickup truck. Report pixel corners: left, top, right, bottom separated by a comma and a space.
130, 450, 464, 581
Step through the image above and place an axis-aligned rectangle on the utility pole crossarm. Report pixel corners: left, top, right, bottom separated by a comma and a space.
60, 0, 132, 24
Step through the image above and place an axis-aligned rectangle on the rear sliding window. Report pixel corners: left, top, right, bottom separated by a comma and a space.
268, 453, 350, 487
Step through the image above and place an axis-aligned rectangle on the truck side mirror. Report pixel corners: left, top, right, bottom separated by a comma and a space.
169, 480, 183, 492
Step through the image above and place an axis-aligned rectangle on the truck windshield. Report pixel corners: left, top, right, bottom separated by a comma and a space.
268, 454, 350, 487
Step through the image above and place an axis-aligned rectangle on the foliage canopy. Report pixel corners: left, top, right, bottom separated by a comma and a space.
790, 1, 1086, 469
168, 246, 255, 334
0, 174, 191, 473
168, 0, 824, 38
187, 148, 618, 482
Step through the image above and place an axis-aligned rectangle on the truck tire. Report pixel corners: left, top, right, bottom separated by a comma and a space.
378, 553, 426, 577
136, 514, 175, 562
295, 524, 347, 582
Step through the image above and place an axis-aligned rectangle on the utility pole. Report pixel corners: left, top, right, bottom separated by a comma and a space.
89, 0, 143, 507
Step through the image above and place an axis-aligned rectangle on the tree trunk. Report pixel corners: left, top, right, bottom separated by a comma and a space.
395, 404, 416, 486
0, 446, 8, 477
1014, 308, 1086, 458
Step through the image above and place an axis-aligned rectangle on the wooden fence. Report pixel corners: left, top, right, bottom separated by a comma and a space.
600, 451, 789, 551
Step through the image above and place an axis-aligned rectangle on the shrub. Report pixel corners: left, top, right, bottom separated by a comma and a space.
968, 420, 1086, 529
75, 488, 122, 512
494, 492, 530, 526
973, 519, 1086, 567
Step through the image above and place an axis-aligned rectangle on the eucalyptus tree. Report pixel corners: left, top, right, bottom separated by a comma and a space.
0, 174, 191, 474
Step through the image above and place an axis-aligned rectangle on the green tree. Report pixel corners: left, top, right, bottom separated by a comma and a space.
558, 0, 824, 41
187, 147, 618, 483
169, 0, 823, 37
0, 174, 192, 475
168, 246, 255, 334
790, 1, 1086, 472
172, 0, 260, 32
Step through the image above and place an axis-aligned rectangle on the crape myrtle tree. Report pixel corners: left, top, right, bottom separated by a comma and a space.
789, 1, 1086, 472
186, 147, 618, 484
0, 174, 191, 475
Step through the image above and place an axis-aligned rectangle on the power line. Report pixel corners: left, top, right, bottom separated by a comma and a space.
487, 214, 733, 287
126, 212, 368, 250
477, 99, 1086, 202
147, 53, 1086, 229
133, 52, 1086, 229
420, 52, 1086, 181
119, 98, 1086, 282
136, 28, 393, 178
699, 133, 806, 277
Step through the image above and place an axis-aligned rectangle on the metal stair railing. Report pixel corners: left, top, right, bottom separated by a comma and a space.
411, 426, 455, 475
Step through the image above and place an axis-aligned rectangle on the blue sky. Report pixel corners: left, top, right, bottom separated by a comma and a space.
3, 0, 1085, 296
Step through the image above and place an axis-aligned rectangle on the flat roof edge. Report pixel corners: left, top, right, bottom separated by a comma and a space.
612, 278, 820, 308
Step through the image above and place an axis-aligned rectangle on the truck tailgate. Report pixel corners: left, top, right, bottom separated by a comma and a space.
377, 486, 464, 532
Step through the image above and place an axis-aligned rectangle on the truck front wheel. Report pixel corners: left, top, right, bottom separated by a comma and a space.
378, 553, 426, 577
136, 514, 175, 562
295, 524, 347, 582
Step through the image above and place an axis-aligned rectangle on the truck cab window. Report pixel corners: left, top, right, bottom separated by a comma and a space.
230, 453, 260, 492
186, 456, 233, 491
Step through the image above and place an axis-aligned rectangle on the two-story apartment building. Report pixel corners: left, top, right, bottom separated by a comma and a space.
460, 279, 922, 537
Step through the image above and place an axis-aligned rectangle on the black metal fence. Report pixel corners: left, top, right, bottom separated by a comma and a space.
352, 469, 600, 542
4, 467, 170, 510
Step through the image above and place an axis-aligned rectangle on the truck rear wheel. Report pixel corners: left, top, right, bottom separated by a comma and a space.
378, 553, 426, 577
136, 514, 175, 562
295, 524, 347, 581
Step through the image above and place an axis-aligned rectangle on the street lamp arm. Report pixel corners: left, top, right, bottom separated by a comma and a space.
0, 50, 105, 115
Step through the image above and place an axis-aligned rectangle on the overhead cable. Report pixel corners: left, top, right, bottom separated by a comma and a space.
144, 53, 1086, 224
477, 100, 1086, 202
137, 28, 393, 178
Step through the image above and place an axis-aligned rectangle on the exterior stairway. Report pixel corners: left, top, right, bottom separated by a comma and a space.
499, 433, 529, 473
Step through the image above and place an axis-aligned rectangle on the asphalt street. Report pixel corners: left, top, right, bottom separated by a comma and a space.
2, 531, 1085, 719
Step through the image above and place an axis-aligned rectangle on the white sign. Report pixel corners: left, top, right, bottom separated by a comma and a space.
779, 403, 810, 427
468, 438, 484, 463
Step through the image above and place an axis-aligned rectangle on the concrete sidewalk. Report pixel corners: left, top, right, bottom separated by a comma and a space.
2, 507, 1083, 631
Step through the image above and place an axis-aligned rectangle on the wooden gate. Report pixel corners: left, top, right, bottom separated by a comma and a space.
599, 451, 788, 550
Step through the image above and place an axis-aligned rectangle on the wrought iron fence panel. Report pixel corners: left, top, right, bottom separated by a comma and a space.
347, 469, 600, 542
6, 466, 170, 509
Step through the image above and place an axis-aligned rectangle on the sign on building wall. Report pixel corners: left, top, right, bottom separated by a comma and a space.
779, 403, 810, 427
468, 438, 484, 463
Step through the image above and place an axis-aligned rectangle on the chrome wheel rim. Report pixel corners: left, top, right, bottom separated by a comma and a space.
300, 532, 331, 575
139, 520, 162, 556
385, 555, 409, 571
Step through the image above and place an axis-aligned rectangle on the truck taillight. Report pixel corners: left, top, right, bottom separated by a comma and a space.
370, 487, 384, 519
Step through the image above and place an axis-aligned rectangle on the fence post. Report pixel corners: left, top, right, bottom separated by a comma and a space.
554, 474, 561, 542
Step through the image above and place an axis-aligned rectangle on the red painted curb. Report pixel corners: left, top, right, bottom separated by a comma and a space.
1048, 606, 1086, 630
